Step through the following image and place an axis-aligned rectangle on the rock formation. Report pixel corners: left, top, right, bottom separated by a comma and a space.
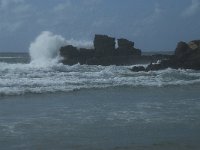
94, 34, 115, 57
131, 40, 200, 71
174, 40, 200, 69
60, 45, 79, 65
60, 34, 144, 65
116, 38, 141, 56
60, 35, 200, 69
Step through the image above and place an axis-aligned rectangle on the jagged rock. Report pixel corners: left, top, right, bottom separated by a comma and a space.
94, 34, 115, 57
146, 59, 174, 71
117, 38, 141, 56
174, 41, 189, 60
118, 38, 134, 49
79, 48, 95, 58
59, 34, 160, 66
173, 40, 200, 69
116, 47, 141, 56
133, 48, 142, 56
79, 48, 95, 64
188, 40, 200, 50
131, 40, 200, 72
60, 45, 80, 65
130, 66, 145, 72
60, 45, 79, 59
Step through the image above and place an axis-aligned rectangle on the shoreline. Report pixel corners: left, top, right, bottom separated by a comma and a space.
0, 86, 200, 149
1, 83, 200, 99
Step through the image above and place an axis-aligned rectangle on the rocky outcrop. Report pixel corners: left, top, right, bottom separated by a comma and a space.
60, 46, 95, 65
131, 40, 200, 71
60, 35, 200, 69
60, 45, 79, 65
118, 38, 134, 48
116, 38, 141, 56
60, 34, 144, 66
60, 45, 79, 59
175, 40, 200, 69
79, 48, 95, 64
94, 34, 115, 57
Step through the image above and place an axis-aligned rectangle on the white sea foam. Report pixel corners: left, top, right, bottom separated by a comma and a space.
29, 31, 93, 67
66, 39, 93, 49
29, 31, 67, 66
0, 61, 200, 96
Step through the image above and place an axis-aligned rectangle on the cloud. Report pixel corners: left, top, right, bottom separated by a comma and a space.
143, 3, 163, 24
53, 0, 102, 13
0, 0, 30, 14
0, 0, 25, 9
181, 0, 200, 17
0, 0, 33, 32
132, 3, 163, 37
0, 21, 23, 32
82, 0, 102, 6
12, 2, 30, 14
53, 1, 71, 12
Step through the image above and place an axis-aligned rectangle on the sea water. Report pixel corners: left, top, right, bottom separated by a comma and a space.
0, 86, 200, 150
0, 52, 200, 96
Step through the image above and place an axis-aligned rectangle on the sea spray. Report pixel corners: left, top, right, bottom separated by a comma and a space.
66, 39, 93, 49
29, 31, 67, 66
29, 31, 93, 66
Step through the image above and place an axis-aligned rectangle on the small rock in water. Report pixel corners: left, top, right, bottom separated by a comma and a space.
130, 66, 146, 72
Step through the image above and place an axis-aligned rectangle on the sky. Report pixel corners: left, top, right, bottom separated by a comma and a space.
0, 0, 200, 52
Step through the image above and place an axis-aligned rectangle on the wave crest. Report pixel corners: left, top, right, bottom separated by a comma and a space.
29, 31, 93, 67
29, 31, 66, 66
0, 63, 200, 96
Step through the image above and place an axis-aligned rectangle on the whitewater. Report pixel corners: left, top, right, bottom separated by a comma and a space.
1, 31, 200, 96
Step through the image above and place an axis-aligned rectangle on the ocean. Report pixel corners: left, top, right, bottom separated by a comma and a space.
0, 52, 200, 150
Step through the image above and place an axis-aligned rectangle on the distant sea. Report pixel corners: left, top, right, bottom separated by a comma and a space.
0, 52, 200, 150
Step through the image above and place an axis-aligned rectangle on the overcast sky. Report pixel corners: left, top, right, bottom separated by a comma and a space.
0, 0, 200, 52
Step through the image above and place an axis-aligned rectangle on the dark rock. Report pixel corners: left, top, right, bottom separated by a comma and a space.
60, 45, 80, 65
79, 48, 95, 64
92, 56, 145, 66
117, 47, 141, 56
188, 40, 200, 50
132, 40, 200, 72
174, 41, 190, 60
79, 48, 95, 58
117, 38, 141, 56
59, 34, 173, 66
146, 60, 171, 71
94, 34, 115, 57
173, 40, 200, 69
130, 66, 145, 72
61, 58, 79, 66
133, 48, 142, 56
60, 45, 79, 59
118, 38, 134, 49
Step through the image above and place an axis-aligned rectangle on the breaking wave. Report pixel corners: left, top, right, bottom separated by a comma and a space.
29, 31, 93, 66
0, 31, 200, 96
29, 31, 66, 66
0, 62, 200, 96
